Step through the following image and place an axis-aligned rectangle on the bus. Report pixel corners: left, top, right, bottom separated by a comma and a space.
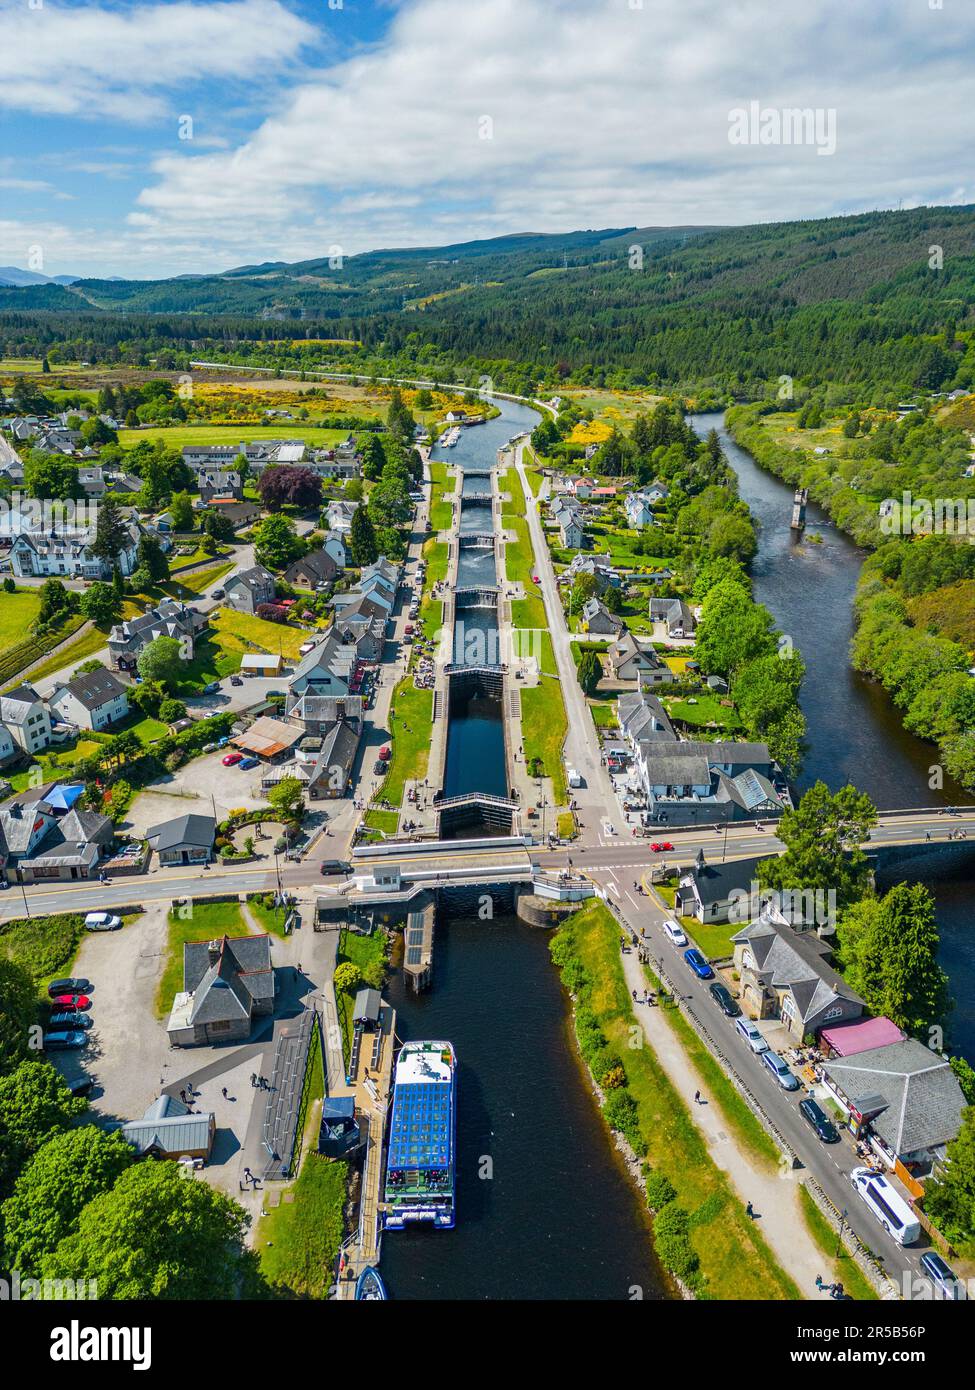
850, 1167, 921, 1246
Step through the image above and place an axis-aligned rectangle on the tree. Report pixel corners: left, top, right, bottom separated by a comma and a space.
257, 465, 322, 512
0, 1061, 87, 1197
361, 435, 387, 482
569, 572, 598, 615
924, 1108, 975, 1248
578, 648, 603, 696
840, 882, 950, 1037
23, 451, 82, 501
349, 505, 378, 567
0, 960, 38, 1077
168, 490, 194, 532
136, 532, 170, 584
268, 775, 304, 821
253, 514, 303, 571
201, 509, 235, 543
79, 582, 121, 627
759, 781, 878, 910
158, 698, 186, 723
136, 635, 185, 692
333, 962, 362, 994
708, 511, 757, 565
693, 578, 778, 682
79, 417, 117, 448
1, 1127, 134, 1275
37, 578, 77, 628
950, 1056, 975, 1106
602, 585, 623, 614
41, 1159, 250, 1300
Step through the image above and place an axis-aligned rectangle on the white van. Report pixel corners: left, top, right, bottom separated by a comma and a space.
851, 1167, 920, 1246
566, 767, 583, 788
735, 1017, 769, 1054
662, 918, 687, 947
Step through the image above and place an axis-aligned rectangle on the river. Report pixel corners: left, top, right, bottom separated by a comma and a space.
690, 412, 975, 1060
381, 399, 665, 1299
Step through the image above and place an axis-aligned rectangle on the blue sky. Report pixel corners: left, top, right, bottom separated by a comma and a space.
1, 0, 974, 281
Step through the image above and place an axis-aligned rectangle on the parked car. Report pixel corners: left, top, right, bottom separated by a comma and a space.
373, 759, 388, 776
683, 948, 714, 980
211, 588, 225, 599
64, 1073, 94, 1097
44, 1031, 88, 1051
920, 1250, 966, 1300
735, 1017, 769, 1053
203, 681, 221, 694
230, 676, 244, 687
222, 752, 243, 766
762, 1050, 800, 1091
238, 756, 259, 770
708, 981, 741, 1017
662, 918, 687, 947
202, 742, 218, 753
48, 977, 91, 998
49, 1011, 94, 1031
50, 994, 91, 1011
84, 911, 121, 932
650, 840, 675, 852
798, 1097, 840, 1143
320, 860, 352, 877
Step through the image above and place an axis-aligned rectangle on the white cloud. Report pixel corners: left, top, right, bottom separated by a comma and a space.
0, 0, 313, 119
121, 0, 975, 273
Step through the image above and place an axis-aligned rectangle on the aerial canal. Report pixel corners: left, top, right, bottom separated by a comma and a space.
382, 400, 664, 1299
690, 412, 975, 1060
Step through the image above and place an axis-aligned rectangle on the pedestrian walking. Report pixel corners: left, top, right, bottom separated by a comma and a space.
746, 1201, 754, 1219
250, 1072, 257, 1088
694, 1089, 701, 1104
221, 1087, 228, 1099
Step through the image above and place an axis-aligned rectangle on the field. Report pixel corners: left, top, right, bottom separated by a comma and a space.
560, 387, 665, 423
255, 1151, 346, 1299
378, 679, 434, 807
118, 424, 350, 450
518, 635, 568, 804
0, 588, 42, 650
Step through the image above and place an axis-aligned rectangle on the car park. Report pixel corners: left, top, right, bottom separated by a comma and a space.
920, 1251, 966, 1300
238, 756, 260, 770
84, 911, 122, 932
49, 1011, 95, 1031
708, 981, 741, 1017
50, 993, 91, 1011
662, 918, 687, 947
735, 1017, 768, 1053
683, 947, 714, 980
798, 1097, 840, 1143
48, 977, 91, 997
222, 751, 243, 766
44, 1031, 88, 1051
762, 1050, 800, 1090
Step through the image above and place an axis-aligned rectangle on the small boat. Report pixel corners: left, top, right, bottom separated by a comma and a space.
355, 1266, 387, 1301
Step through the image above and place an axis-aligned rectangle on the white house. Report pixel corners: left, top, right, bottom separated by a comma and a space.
49, 670, 130, 732
624, 493, 658, 529
0, 685, 51, 755
10, 520, 139, 580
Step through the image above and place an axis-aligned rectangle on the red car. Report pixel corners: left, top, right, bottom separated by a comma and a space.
51, 994, 91, 1011
222, 752, 243, 766
650, 841, 675, 852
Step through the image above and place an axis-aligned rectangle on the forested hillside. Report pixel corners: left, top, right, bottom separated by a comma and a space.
3, 206, 975, 396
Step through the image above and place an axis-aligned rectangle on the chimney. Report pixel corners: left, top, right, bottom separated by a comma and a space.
207, 937, 223, 966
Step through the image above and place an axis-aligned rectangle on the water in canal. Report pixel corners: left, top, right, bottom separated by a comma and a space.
382, 400, 665, 1299
690, 412, 975, 1059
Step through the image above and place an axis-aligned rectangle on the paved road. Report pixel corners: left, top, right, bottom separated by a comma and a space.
595, 865, 931, 1297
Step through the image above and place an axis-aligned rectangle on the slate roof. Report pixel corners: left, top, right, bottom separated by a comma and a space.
731, 916, 861, 1025
53, 668, 127, 711
121, 1094, 213, 1156
823, 1040, 966, 1156
146, 813, 216, 853
182, 933, 274, 1027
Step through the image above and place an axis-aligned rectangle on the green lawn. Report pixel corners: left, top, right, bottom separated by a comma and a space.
363, 808, 400, 834
209, 607, 310, 660
168, 560, 236, 596
335, 925, 388, 1060
564, 900, 799, 1300
590, 701, 618, 729
663, 692, 743, 733
798, 1186, 879, 1301
379, 679, 434, 807
246, 893, 292, 939
0, 588, 41, 650
156, 899, 250, 1017
255, 1153, 347, 1298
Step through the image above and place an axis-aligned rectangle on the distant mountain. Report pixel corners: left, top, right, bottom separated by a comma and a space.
0, 266, 80, 288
